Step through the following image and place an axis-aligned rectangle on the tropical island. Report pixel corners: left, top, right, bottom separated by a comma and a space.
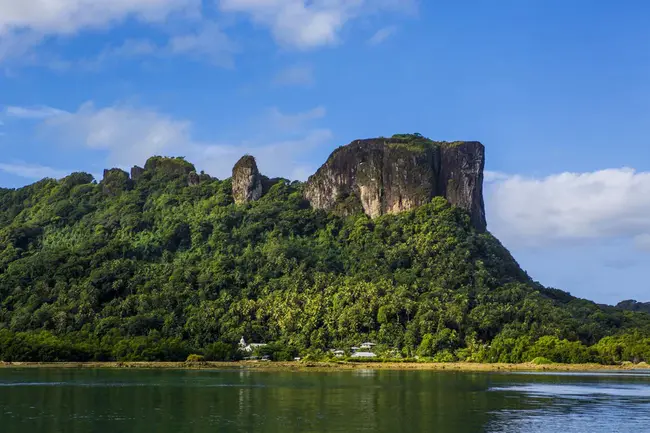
0, 134, 649, 367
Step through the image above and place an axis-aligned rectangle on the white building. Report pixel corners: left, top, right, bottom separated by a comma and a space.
360, 342, 376, 350
351, 352, 377, 358
239, 337, 267, 353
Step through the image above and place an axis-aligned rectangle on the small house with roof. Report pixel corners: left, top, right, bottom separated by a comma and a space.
239, 337, 267, 353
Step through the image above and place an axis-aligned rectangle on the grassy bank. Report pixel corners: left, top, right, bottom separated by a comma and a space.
1, 361, 648, 372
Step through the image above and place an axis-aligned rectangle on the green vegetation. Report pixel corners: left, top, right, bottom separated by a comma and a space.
389, 133, 466, 151
186, 354, 205, 363
617, 300, 650, 314
0, 160, 649, 364
389, 133, 438, 152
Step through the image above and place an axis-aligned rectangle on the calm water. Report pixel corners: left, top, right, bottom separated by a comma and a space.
1, 368, 649, 433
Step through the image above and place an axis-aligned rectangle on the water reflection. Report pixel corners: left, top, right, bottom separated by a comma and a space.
0, 369, 648, 433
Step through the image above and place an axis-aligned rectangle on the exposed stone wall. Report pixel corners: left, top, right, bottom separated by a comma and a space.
303, 138, 487, 231
130, 166, 145, 181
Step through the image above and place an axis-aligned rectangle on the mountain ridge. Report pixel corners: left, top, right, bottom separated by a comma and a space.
0, 134, 648, 364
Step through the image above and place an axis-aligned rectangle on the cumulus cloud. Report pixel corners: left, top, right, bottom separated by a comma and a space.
0, 0, 415, 67
368, 25, 396, 45
5, 105, 67, 119
0, 0, 199, 36
39, 102, 193, 166
218, 0, 414, 49
167, 21, 237, 67
0, 0, 201, 63
266, 105, 326, 132
10, 102, 331, 179
81, 22, 236, 70
200, 128, 331, 179
273, 64, 314, 87
0, 162, 71, 179
486, 168, 650, 250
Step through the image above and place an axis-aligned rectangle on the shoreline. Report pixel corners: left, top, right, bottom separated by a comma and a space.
2, 361, 648, 372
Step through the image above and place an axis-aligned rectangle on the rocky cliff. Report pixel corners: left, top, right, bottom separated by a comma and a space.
303, 134, 487, 231
232, 155, 263, 204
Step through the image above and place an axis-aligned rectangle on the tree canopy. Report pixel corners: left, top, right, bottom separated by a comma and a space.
0, 161, 648, 363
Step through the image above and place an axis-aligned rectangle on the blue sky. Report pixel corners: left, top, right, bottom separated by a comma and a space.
0, 0, 649, 304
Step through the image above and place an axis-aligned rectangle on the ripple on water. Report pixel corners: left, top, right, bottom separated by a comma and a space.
490, 383, 650, 398
487, 381, 650, 433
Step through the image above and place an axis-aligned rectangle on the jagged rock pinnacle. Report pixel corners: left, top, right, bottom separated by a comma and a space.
232, 155, 263, 204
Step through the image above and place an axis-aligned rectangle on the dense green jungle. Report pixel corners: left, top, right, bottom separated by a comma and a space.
1, 146, 649, 365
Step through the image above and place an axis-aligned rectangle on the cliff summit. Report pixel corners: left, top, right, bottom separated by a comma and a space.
303, 134, 486, 231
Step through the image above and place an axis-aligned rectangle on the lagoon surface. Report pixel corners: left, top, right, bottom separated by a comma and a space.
1, 368, 649, 433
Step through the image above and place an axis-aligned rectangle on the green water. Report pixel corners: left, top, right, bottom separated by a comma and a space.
1, 368, 649, 432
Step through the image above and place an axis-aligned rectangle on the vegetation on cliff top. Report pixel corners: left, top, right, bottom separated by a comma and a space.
0, 157, 649, 363
389, 133, 467, 152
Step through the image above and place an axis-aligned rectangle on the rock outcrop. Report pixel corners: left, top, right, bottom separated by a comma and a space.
188, 171, 200, 187
130, 166, 145, 181
304, 135, 487, 231
144, 156, 195, 176
232, 155, 263, 204
101, 168, 132, 195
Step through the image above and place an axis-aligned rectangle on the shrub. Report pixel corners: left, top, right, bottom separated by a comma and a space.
186, 354, 205, 363
203, 342, 242, 362
433, 350, 457, 363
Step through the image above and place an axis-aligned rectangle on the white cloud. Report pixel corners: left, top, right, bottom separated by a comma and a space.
368, 25, 396, 45
168, 22, 237, 67
5, 105, 67, 119
0, 162, 70, 179
486, 168, 650, 249
11, 102, 331, 180
0, 0, 416, 67
0, 0, 202, 64
82, 23, 236, 70
266, 105, 326, 132
41, 102, 193, 166
200, 128, 331, 179
273, 64, 314, 87
0, 30, 44, 62
0, 0, 200, 36
484, 170, 511, 183
218, 0, 414, 49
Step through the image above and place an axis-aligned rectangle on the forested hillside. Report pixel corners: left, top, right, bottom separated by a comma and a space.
0, 155, 649, 364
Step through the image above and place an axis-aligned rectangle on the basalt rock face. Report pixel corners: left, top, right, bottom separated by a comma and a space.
439, 142, 486, 231
232, 155, 263, 204
304, 137, 487, 232
130, 166, 145, 181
